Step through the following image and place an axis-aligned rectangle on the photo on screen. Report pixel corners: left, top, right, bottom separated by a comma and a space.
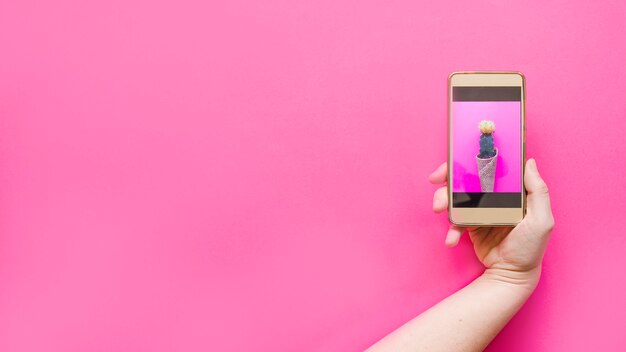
452, 87, 522, 208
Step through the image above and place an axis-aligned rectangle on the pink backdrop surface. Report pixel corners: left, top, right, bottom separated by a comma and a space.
452, 102, 522, 192
1, 0, 626, 351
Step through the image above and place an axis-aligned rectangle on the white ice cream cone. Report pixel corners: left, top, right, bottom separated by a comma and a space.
476, 148, 498, 192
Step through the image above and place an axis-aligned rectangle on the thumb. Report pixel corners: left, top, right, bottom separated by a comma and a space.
524, 158, 553, 223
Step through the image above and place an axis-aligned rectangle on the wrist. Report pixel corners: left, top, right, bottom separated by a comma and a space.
480, 265, 541, 293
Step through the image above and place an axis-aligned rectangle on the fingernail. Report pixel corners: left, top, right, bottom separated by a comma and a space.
528, 158, 537, 171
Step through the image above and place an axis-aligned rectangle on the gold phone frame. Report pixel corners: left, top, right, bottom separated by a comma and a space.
448, 71, 526, 226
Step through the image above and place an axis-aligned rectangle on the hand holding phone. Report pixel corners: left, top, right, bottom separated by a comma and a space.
430, 159, 554, 285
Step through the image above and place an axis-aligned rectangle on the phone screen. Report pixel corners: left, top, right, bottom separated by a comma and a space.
451, 86, 522, 208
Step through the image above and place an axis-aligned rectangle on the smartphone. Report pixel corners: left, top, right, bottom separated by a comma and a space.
448, 72, 525, 226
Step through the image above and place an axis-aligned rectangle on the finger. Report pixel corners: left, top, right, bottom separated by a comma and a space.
433, 186, 448, 213
445, 225, 464, 247
429, 162, 448, 184
524, 158, 554, 224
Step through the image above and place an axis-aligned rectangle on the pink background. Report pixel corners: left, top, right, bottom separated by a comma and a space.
452, 102, 521, 192
1, 0, 626, 351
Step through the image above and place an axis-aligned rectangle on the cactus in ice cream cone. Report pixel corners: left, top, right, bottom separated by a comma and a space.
476, 120, 498, 192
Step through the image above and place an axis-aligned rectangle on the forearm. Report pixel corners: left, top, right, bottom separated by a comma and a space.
367, 267, 540, 352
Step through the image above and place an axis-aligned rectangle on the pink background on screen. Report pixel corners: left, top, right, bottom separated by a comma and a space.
452, 102, 521, 192
1, 1, 626, 351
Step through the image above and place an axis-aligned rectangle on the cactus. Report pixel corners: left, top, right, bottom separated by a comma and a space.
479, 134, 496, 158
477, 120, 496, 159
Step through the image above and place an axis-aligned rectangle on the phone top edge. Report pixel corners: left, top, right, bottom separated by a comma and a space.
449, 71, 525, 76
449, 71, 525, 87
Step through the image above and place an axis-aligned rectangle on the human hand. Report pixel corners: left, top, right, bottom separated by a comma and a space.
429, 159, 554, 288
